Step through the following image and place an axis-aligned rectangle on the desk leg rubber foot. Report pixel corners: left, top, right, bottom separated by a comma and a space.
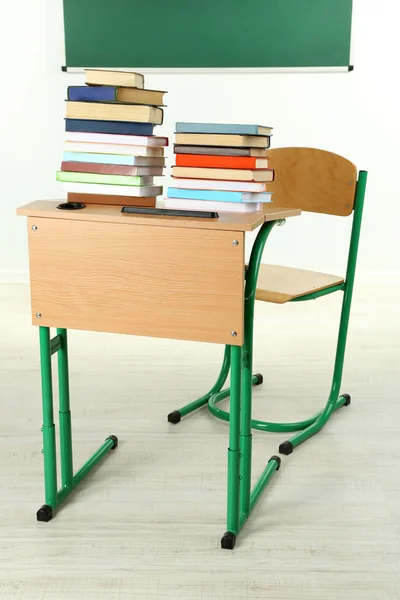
168, 410, 181, 424
106, 435, 118, 449
269, 455, 281, 470
37, 505, 53, 522
342, 393, 351, 406
253, 373, 264, 386
279, 441, 293, 455
221, 531, 236, 550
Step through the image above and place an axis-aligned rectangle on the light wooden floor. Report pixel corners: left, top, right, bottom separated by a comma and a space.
0, 282, 399, 599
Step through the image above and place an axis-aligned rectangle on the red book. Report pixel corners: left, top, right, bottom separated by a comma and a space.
61, 161, 163, 177
175, 154, 269, 170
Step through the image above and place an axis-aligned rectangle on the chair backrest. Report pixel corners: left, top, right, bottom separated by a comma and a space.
267, 147, 357, 216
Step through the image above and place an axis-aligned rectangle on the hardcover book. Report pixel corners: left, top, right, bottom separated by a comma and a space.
173, 145, 269, 157
174, 133, 269, 148
57, 171, 154, 187
167, 187, 272, 203
65, 119, 154, 136
66, 102, 163, 125
175, 123, 272, 136
85, 69, 145, 88
68, 86, 166, 106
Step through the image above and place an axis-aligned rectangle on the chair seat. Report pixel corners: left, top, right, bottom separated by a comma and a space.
255, 264, 344, 304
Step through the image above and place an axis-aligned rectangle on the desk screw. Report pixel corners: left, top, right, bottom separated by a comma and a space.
31, 225, 38, 231
36, 312, 42, 318
232, 240, 239, 246
231, 331, 237, 337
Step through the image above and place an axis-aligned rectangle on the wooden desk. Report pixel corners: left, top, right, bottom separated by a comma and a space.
18, 200, 300, 548
18, 201, 300, 346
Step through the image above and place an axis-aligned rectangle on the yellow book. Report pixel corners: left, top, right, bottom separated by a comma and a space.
66, 102, 163, 125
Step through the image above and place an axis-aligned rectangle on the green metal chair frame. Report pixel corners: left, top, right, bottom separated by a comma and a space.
167, 152, 367, 549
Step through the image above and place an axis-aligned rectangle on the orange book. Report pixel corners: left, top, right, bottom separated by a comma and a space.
175, 154, 269, 170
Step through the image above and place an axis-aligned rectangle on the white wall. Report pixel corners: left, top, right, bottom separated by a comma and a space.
1, 0, 399, 281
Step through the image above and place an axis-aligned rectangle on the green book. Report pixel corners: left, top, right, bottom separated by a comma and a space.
56, 171, 154, 187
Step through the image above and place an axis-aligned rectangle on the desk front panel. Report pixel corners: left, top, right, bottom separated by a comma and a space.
27, 217, 245, 345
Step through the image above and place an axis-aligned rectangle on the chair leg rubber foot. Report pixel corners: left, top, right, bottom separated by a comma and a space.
253, 373, 264, 386
342, 393, 351, 406
279, 441, 293, 455
37, 504, 53, 522
106, 435, 118, 449
221, 531, 236, 550
269, 455, 281, 470
168, 410, 181, 424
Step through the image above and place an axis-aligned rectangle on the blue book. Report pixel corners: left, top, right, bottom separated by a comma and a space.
63, 151, 145, 166
68, 86, 117, 102
175, 122, 272, 136
65, 119, 154, 136
167, 188, 272, 204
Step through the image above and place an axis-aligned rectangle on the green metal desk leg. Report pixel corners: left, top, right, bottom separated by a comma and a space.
221, 345, 242, 550
57, 328, 73, 490
37, 327, 58, 521
36, 327, 119, 522
221, 220, 282, 549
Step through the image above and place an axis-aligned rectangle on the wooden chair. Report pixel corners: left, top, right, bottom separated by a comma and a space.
256, 147, 357, 305
172, 148, 367, 453
221, 147, 367, 454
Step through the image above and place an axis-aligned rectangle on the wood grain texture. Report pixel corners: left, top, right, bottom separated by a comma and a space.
18, 200, 301, 232
27, 217, 244, 345
267, 147, 357, 216
1, 282, 400, 599
255, 264, 344, 303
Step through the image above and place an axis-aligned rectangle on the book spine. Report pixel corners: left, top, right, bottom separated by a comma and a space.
56, 171, 153, 186
171, 166, 272, 181
62, 183, 162, 197
167, 187, 243, 203
175, 123, 259, 135
61, 162, 162, 176
66, 102, 163, 125
67, 86, 117, 103
65, 119, 154, 136
62, 151, 136, 166
65, 131, 168, 147
164, 198, 262, 213
173, 145, 250, 157
170, 178, 266, 192
175, 154, 262, 169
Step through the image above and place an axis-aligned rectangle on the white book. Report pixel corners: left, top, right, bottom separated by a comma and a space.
65, 131, 168, 147
170, 178, 266, 193
64, 142, 164, 157
62, 182, 163, 197
163, 198, 262, 213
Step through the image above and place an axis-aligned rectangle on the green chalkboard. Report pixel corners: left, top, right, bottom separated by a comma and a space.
63, 0, 353, 69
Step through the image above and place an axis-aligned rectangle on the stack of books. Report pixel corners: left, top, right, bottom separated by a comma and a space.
56, 70, 168, 207
165, 123, 273, 214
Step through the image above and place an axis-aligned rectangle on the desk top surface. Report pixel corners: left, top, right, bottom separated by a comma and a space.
17, 201, 301, 232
